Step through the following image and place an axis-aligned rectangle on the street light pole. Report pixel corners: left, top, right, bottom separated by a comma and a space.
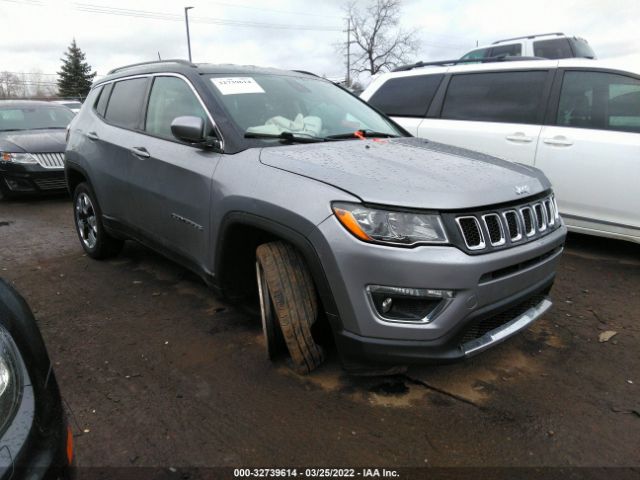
184, 6, 194, 62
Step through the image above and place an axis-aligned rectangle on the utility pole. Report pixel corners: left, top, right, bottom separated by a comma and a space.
346, 18, 351, 87
185, 6, 194, 62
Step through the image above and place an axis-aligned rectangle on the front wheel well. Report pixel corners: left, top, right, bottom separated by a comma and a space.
65, 167, 88, 196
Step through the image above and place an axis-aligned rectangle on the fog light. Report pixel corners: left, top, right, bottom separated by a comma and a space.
367, 285, 454, 323
381, 297, 393, 313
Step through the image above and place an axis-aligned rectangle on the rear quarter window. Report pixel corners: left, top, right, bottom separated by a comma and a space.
368, 74, 443, 117
534, 38, 573, 59
441, 71, 548, 124
94, 83, 113, 118
490, 44, 522, 57
104, 77, 148, 129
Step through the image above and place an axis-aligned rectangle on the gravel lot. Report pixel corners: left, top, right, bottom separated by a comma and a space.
1, 197, 639, 471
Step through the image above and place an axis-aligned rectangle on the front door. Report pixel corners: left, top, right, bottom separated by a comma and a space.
129, 75, 222, 268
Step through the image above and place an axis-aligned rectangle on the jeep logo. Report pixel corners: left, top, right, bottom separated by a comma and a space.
515, 185, 530, 195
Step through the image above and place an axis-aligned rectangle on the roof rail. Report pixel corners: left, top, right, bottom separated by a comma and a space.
492, 32, 564, 45
107, 59, 197, 75
392, 55, 545, 72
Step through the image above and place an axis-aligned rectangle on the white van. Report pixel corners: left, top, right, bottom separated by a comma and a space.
361, 59, 640, 243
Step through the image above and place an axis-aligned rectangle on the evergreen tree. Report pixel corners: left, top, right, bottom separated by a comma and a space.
57, 39, 96, 98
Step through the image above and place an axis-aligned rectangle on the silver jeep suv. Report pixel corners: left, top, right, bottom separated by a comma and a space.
65, 60, 566, 373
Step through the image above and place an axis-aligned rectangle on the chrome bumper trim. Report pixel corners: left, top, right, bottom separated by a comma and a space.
462, 297, 553, 357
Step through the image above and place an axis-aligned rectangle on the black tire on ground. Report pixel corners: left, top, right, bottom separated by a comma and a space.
256, 259, 287, 360
72, 182, 124, 259
256, 241, 325, 374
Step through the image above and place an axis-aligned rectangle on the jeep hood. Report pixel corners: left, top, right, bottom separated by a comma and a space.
0, 129, 66, 154
259, 137, 551, 210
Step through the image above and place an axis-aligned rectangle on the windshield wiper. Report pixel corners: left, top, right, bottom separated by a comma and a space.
325, 130, 400, 140
244, 131, 325, 143
29, 127, 67, 130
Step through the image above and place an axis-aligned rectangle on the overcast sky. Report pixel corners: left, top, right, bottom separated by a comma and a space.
1, 0, 639, 87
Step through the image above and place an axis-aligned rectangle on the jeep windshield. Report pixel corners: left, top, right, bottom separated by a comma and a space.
206, 73, 404, 144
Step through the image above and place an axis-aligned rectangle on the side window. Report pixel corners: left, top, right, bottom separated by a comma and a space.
145, 76, 211, 140
533, 38, 573, 59
490, 44, 522, 57
94, 83, 112, 118
441, 71, 548, 124
461, 48, 489, 60
368, 75, 444, 117
104, 78, 148, 129
556, 71, 640, 133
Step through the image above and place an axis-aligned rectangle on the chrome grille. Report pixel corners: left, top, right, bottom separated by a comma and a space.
33, 152, 65, 169
454, 194, 559, 253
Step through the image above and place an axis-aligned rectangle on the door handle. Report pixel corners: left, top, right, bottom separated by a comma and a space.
505, 133, 533, 143
86, 131, 99, 141
542, 136, 573, 147
130, 146, 150, 159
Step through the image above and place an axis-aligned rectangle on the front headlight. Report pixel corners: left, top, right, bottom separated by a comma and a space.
0, 325, 22, 435
0, 152, 38, 164
332, 202, 448, 246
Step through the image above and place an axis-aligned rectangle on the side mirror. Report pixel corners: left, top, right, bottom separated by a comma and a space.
171, 116, 206, 144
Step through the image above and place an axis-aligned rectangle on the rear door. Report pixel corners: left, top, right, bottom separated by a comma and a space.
416, 69, 553, 165
130, 74, 221, 266
366, 74, 444, 135
91, 77, 150, 221
535, 69, 640, 239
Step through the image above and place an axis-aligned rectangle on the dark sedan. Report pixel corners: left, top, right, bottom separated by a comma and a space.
0, 278, 72, 478
0, 101, 74, 198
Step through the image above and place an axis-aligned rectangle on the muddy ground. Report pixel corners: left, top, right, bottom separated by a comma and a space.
0, 197, 638, 470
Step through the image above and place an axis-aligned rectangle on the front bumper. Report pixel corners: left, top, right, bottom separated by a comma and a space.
311, 215, 567, 364
0, 162, 67, 195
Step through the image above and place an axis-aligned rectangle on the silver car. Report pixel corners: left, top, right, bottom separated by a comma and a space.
64, 60, 567, 373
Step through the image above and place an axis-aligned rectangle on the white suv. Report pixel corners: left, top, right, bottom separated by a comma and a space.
361, 59, 640, 244
460, 33, 595, 61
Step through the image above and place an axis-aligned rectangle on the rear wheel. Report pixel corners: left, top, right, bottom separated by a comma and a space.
73, 182, 123, 259
256, 241, 324, 374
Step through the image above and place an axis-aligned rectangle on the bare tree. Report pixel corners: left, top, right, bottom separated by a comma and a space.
0, 71, 22, 99
345, 0, 419, 78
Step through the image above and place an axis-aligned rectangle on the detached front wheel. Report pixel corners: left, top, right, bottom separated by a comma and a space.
256, 241, 324, 374
73, 182, 123, 259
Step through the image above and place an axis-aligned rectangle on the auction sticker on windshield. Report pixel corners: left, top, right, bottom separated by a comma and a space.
211, 77, 265, 95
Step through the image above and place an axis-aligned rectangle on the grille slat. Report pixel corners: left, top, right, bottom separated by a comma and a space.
33, 152, 64, 169
520, 207, 535, 236
456, 216, 485, 250
503, 210, 522, 242
33, 177, 67, 190
482, 213, 505, 246
533, 203, 546, 232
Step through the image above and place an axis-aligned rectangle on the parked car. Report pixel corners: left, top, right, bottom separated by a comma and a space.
460, 33, 595, 61
362, 59, 640, 244
0, 101, 74, 198
0, 278, 72, 478
65, 60, 566, 373
50, 100, 83, 114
